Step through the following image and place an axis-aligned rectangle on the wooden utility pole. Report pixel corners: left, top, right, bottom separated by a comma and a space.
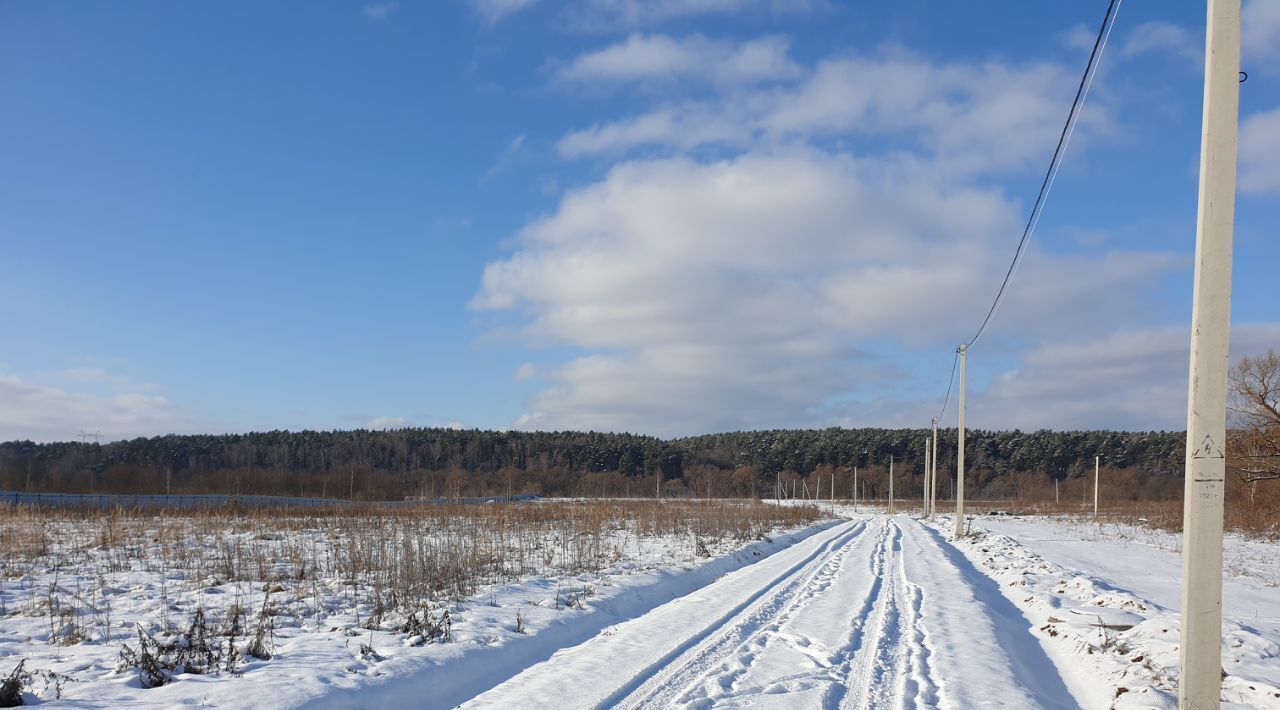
1181, 1, 1240, 706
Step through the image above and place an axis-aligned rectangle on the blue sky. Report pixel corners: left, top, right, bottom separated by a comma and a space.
2, 0, 1278, 442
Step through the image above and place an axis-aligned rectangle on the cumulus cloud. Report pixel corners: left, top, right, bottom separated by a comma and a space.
562, 0, 821, 32
1239, 106, 1280, 194
558, 53, 1108, 177
361, 2, 397, 20
1243, 0, 1280, 62
1121, 20, 1202, 67
366, 416, 409, 429
973, 324, 1280, 431
0, 372, 192, 443
482, 134, 528, 182
556, 34, 800, 87
471, 0, 538, 25
474, 150, 1181, 435
513, 363, 539, 381
1058, 23, 1097, 53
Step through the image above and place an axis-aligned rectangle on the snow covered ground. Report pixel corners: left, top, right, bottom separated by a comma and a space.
2, 505, 1278, 708
951, 513, 1280, 709
0, 503, 829, 708
468, 510, 1280, 709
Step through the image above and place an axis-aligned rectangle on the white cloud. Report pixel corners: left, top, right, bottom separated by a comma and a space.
366, 416, 409, 429
1121, 21, 1202, 67
361, 2, 397, 20
556, 34, 800, 87
563, 0, 821, 32
1239, 106, 1280, 194
55, 367, 162, 392
513, 362, 539, 381
1059, 23, 1097, 53
474, 150, 1181, 435
0, 372, 191, 443
482, 133, 528, 182
471, 0, 538, 25
1243, 0, 1280, 62
557, 53, 1108, 177
973, 323, 1280, 431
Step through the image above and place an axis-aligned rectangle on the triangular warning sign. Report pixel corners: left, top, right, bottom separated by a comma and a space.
1192, 434, 1224, 459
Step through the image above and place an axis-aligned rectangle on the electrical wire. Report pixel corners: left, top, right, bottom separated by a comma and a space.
965, 0, 1123, 349
935, 350, 959, 423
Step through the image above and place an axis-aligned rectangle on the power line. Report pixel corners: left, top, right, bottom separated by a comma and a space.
965, 0, 1123, 348
935, 350, 959, 423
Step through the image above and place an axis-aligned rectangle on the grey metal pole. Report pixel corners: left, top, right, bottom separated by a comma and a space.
955, 344, 967, 539
1181, 1, 1240, 705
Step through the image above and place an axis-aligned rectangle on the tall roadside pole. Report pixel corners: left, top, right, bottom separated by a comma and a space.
888, 455, 895, 515
1181, 0, 1240, 706
930, 418, 939, 521
926, 440, 936, 516
1094, 455, 1101, 519
954, 344, 968, 538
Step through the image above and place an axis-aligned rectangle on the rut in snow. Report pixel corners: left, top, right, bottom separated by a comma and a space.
463, 516, 1077, 710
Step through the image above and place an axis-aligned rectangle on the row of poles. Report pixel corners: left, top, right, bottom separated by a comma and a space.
925, 4, 1239, 707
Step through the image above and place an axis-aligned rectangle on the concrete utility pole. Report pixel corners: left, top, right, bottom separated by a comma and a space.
955, 344, 967, 538
930, 418, 939, 521
926, 440, 936, 516
1094, 455, 1101, 519
888, 455, 895, 514
853, 467, 858, 513
656, 468, 662, 500
1181, 1, 1240, 706
831, 473, 835, 502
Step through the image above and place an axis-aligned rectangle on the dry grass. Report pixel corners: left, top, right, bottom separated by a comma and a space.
0, 500, 822, 618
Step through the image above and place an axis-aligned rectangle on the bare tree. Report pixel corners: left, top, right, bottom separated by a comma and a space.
1228, 350, 1280, 482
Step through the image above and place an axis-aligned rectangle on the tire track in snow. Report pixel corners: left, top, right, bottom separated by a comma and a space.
466, 515, 1072, 709
841, 519, 902, 710
606, 520, 871, 709
837, 518, 937, 710
659, 520, 883, 706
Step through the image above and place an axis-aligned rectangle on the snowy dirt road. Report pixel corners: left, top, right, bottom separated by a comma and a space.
465, 516, 1077, 709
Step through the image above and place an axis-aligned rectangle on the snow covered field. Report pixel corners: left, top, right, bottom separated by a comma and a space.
0, 502, 823, 707
955, 514, 1280, 709
2, 503, 1277, 708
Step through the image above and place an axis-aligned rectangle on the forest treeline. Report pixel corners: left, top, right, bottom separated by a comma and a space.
0, 427, 1186, 501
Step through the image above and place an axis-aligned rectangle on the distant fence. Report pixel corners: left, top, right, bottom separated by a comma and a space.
0, 491, 541, 510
